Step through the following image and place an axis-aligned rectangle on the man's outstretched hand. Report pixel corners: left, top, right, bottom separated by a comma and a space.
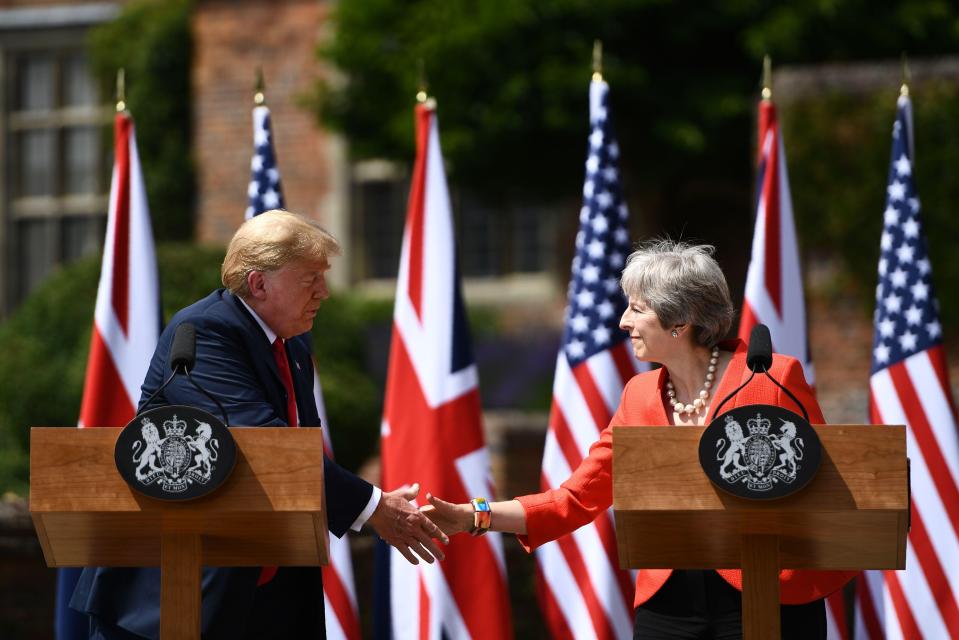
367, 483, 449, 565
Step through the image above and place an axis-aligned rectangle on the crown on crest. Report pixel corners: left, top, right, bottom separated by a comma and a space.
163, 414, 187, 437
747, 414, 771, 436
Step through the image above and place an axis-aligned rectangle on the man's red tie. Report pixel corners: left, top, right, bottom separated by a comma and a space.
258, 337, 299, 586
271, 337, 299, 428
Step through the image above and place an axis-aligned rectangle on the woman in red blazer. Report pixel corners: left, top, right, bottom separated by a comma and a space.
425, 240, 853, 639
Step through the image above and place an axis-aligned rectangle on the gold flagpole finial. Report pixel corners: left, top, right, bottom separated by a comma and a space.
254, 67, 266, 106
761, 55, 772, 101
901, 53, 911, 98
116, 68, 126, 113
416, 58, 429, 103
592, 40, 603, 82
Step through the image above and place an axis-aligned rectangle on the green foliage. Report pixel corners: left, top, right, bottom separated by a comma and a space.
315, 0, 761, 202
309, 295, 393, 472
0, 258, 100, 495
315, 0, 959, 328
87, 0, 194, 241
0, 245, 391, 495
315, 0, 959, 201
782, 80, 959, 329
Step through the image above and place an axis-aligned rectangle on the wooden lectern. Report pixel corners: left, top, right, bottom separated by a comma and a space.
30, 427, 328, 640
613, 424, 908, 639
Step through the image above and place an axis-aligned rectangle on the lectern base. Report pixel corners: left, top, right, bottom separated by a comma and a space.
741, 534, 781, 640
161, 533, 201, 640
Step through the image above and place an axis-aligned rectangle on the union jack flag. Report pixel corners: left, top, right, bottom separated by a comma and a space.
738, 93, 849, 638
855, 93, 959, 640
535, 78, 644, 640
739, 96, 814, 385
246, 102, 361, 640
57, 111, 161, 639
377, 99, 512, 639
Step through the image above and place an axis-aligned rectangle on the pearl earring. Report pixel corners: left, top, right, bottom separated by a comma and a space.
671, 330, 679, 337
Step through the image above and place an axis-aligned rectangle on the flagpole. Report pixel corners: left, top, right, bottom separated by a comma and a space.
762, 54, 772, 101
254, 67, 266, 106
900, 53, 911, 97
416, 58, 432, 106
592, 39, 603, 81
116, 68, 126, 113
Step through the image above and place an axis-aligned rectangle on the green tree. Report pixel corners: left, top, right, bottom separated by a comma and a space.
781, 81, 959, 325
314, 0, 959, 328
88, 0, 195, 241
316, 0, 959, 199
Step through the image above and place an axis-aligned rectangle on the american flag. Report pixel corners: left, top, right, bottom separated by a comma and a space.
245, 102, 361, 640
738, 94, 848, 638
57, 111, 161, 639
377, 99, 512, 639
246, 105, 285, 220
855, 92, 959, 639
535, 78, 644, 640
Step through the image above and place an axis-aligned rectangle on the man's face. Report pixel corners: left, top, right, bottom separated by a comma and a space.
250, 256, 331, 338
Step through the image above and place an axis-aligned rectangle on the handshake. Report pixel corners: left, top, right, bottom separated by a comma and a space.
368, 484, 520, 565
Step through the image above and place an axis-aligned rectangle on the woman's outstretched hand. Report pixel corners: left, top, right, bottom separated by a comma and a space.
421, 493, 475, 537
367, 483, 449, 565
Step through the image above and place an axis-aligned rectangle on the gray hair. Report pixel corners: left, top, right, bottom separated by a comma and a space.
221, 209, 341, 297
620, 239, 734, 346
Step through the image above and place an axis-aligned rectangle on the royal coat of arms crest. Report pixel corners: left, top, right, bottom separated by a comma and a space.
116, 405, 236, 501
699, 405, 822, 500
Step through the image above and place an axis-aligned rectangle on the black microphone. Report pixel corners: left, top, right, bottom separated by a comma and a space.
169, 322, 196, 372
746, 324, 773, 372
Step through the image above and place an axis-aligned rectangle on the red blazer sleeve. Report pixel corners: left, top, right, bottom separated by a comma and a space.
515, 371, 656, 551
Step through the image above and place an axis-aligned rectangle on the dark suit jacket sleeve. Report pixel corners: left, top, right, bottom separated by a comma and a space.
140, 297, 372, 537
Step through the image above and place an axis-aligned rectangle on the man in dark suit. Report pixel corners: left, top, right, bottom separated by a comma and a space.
71, 210, 447, 639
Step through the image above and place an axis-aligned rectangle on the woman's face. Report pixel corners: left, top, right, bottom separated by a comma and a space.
619, 296, 673, 362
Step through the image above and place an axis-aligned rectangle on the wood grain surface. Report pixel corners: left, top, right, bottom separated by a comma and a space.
30, 427, 328, 567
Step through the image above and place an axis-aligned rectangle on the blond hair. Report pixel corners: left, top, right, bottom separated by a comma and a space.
221, 210, 341, 297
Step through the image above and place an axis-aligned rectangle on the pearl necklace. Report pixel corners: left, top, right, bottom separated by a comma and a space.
666, 346, 720, 416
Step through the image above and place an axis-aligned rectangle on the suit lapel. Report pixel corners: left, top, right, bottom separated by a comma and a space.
225, 290, 321, 427
225, 291, 290, 418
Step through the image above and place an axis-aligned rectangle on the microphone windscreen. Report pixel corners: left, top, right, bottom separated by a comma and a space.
169, 322, 197, 371
746, 324, 773, 372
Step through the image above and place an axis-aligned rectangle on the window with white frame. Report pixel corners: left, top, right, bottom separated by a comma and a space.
0, 5, 117, 316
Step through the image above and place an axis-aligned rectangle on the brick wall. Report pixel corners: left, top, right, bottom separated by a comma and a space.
192, 0, 338, 244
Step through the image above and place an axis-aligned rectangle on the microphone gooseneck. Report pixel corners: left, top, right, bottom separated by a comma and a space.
136, 322, 230, 426
711, 323, 809, 421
